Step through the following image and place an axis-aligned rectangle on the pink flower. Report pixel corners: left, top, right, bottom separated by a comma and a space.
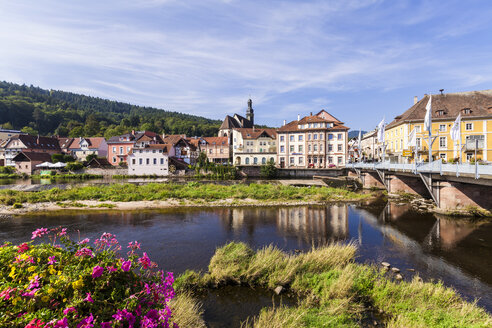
48, 256, 57, 265
63, 307, 77, 315
100, 322, 112, 328
127, 241, 141, 250
31, 228, 48, 239
53, 317, 68, 328
58, 228, 68, 236
84, 292, 94, 303
0, 287, 15, 300
121, 260, 132, 272
28, 275, 40, 290
77, 313, 94, 328
25, 318, 45, 328
17, 243, 29, 253
91, 265, 104, 278
138, 252, 152, 269
107, 266, 118, 272
78, 238, 90, 245
75, 247, 93, 258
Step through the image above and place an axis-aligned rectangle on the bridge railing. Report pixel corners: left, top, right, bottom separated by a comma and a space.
350, 160, 492, 179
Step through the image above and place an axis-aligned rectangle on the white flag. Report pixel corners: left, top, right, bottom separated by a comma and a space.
408, 128, 417, 147
377, 118, 385, 143
423, 95, 432, 132
450, 114, 461, 141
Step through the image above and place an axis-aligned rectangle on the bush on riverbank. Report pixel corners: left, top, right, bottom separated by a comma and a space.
0, 182, 371, 206
30, 173, 104, 180
0, 228, 178, 327
176, 242, 492, 328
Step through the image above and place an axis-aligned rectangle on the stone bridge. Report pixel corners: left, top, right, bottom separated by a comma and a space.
348, 161, 492, 212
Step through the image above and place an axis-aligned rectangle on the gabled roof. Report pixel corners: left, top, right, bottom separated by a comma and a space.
58, 137, 74, 149
5, 135, 61, 151
107, 134, 135, 144
69, 137, 106, 150
202, 136, 229, 145
12, 151, 53, 162
386, 90, 492, 129
233, 114, 253, 128
219, 115, 242, 130
278, 110, 347, 132
236, 128, 277, 139
162, 134, 187, 146
86, 157, 112, 168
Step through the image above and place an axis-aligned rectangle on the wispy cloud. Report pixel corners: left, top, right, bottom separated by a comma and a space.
0, 0, 490, 128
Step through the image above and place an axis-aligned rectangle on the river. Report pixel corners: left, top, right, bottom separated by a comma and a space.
1, 199, 491, 326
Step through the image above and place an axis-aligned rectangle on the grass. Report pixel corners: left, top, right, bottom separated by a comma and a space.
31, 173, 104, 180
0, 182, 372, 206
176, 242, 492, 328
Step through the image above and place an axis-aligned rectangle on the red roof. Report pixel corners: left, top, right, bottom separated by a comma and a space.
68, 137, 105, 150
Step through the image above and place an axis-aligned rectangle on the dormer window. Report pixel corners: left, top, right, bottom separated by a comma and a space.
436, 110, 445, 116
462, 108, 472, 115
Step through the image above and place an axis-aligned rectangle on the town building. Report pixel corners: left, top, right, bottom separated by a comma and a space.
11, 152, 53, 175
58, 137, 74, 154
106, 131, 161, 166
1, 135, 61, 166
127, 144, 169, 176
198, 137, 230, 164
232, 128, 277, 166
162, 135, 199, 165
0, 126, 23, 143
348, 129, 380, 162
277, 110, 349, 168
385, 90, 492, 163
68, 137, 107, 161
218, 99, 254, 142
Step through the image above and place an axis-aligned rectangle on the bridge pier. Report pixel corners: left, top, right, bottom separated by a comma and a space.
387, 174, 430, 197
438, 181, 492, 211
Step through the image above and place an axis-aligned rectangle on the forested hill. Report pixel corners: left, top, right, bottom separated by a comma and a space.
0, 81, 222, 138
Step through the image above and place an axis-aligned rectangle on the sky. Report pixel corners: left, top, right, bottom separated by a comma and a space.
1, 0, 491, 130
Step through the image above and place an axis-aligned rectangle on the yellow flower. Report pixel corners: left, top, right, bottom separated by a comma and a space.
41, 296, 49, 302
48, 287, 55, 294
49, 266, 56, 275
12, 297, 21, 306
40, 272, 46, 278
72, 279, 84, 289
27, 266, 37, 272
57, 271, 62, 276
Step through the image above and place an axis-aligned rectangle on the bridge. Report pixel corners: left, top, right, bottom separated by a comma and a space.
348, 160, 492, 211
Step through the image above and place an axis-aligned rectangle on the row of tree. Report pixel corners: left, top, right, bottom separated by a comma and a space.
0, 81, 222, 138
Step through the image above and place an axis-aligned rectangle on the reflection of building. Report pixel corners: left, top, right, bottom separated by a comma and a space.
276, 205, 349, 244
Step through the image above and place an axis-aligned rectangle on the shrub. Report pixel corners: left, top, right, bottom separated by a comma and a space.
260, 161, 278, 179
65, 162, 84, 171
0, 228, 177, 327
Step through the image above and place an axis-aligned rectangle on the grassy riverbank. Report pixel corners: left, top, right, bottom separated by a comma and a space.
174, 242, 492, 328
0, 182, 371, 206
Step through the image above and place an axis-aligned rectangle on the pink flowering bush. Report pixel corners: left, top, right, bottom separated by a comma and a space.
0, 227, 177, 327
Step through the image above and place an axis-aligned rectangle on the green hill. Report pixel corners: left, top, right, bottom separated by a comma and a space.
0, 81, 222, 138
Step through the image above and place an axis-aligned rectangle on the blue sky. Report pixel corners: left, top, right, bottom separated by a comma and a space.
1, 0, 491, 130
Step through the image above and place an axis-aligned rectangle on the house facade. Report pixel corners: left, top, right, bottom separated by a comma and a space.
277, 110, 349, 168
106, 131, 161, 166
385, 90, 492, 163
127, 144, 169, 176
200, 137, 230, 164
232, 128, 277, 166
1, 135, 61, 166
218, 99, 255, 142
12, 152, 53, 175
162, 135, 199, 165
69, 137, 107, 161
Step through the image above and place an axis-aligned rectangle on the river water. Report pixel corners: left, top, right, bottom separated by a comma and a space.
1, 200, 491, 326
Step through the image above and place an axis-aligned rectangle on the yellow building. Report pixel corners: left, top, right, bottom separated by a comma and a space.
384, 90, 492, 163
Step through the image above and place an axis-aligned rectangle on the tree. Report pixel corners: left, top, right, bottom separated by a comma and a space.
260, 160, 278, 179
85, 154, 98, 162
21, 126, 38, 135
1, 122, 14, 130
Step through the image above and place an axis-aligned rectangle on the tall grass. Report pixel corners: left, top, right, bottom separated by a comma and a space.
0, 182, 370, 205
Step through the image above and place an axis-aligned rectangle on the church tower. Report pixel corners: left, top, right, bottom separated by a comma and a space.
246, 99, 254, 125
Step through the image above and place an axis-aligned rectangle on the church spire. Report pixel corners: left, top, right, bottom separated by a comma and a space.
246, 99, 254, 125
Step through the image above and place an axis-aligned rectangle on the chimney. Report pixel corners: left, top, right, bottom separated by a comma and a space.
297, 114, 300, 121
283, 120, 286, 126
414, 96, 418, 104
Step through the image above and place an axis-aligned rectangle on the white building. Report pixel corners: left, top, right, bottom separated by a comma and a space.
232, 128, 277, 166
127, 144, 169, 176
277, 110, 349, 168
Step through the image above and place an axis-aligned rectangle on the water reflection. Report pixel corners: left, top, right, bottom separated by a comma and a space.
1, 201, 491, 312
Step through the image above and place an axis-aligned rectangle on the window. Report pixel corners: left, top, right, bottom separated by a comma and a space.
112, 157, 117, 163
328, 134, 333, 140
298, 145, 303, 152
313, 134, 318, 140
245, 158, 250, 164
299, 157, 303, 164
466, 153, 473, 162
262, 157, 266, 164
113, 147, 116, 153
127, 147, 131, 153
298, 135, 303, 141
308, 134, 311, 140
439, 137, 447, 148
290, 157, 294, 165
440, 153, 447, 160
289, 145, 294, 152
439, 124, 446, 132
416, 138, 421, 148
436, 110, 445, 116
290, 135, 294, 142
465, 123, 473, 131
209, 149, 213, 154
320, 144, 323, 151
463, 108, 472, 115
160, 158, 164, 165
146, 158, 150, 165
119, 147, 123, 154
280, 136, 285, 142
220, 149, 224, 154
338, 133, 342, 140
308, 145, 311, 152
280, 145, 285, 153
337, 144, 342, 151
338, 157, 343, 164
153, 158, 157, 165
313, 144, 317, 151
139, 158, 143, 165
253, 157, 258, 164
320, 134, 323, 140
